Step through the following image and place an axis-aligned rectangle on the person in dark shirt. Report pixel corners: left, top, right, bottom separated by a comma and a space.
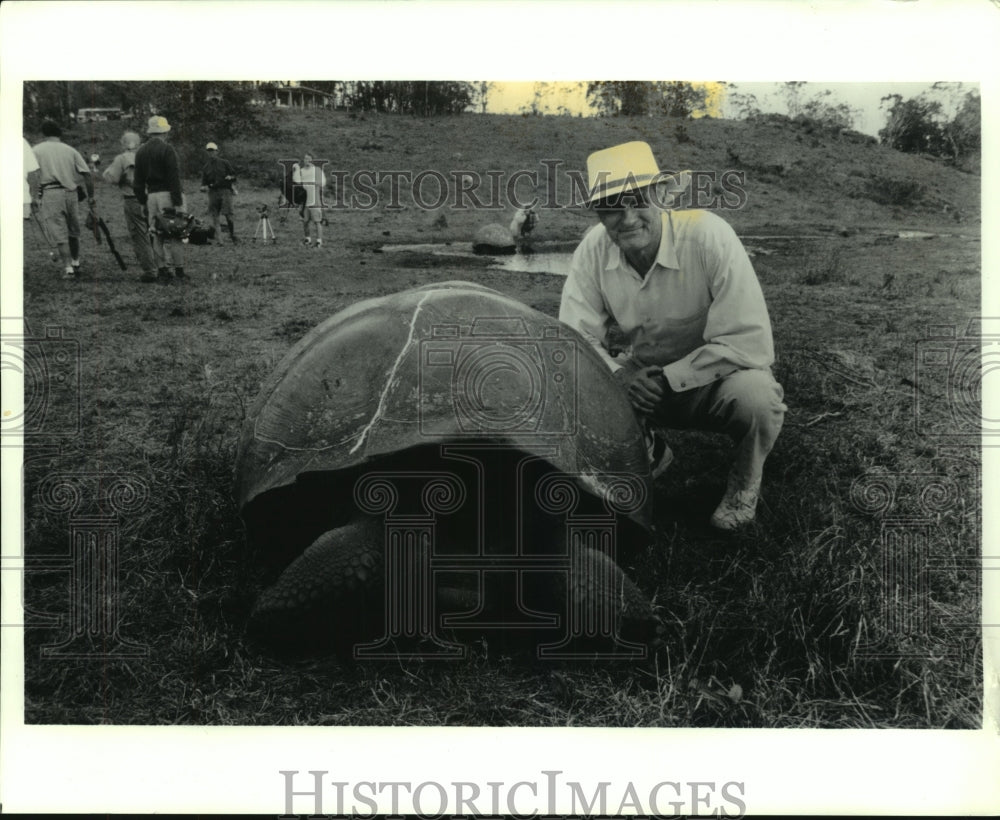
133, 115, 187, 282
200, 142, 238, 244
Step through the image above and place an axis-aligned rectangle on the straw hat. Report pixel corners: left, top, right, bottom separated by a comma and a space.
205, 142, 218, 151
583, 141, 661, 205
146, 115, 171, 134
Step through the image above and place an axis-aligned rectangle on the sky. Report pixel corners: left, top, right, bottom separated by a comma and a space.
483, 81, 974, 137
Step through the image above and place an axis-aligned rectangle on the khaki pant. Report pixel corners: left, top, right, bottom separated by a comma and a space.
123, 197, 155, 275
40, 188, 80, 245
146, 191, 187, 269
621, 361, 786, 488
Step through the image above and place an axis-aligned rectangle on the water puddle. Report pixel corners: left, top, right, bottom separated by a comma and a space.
492, 251, 574, 277
379, 241, 578, 276
377, 229, 973, 277
379, 242, 477, 257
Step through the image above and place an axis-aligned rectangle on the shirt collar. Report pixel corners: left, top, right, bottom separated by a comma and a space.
603, 211, 679, 274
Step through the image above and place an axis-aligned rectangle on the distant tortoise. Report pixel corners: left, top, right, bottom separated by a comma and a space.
472, 223, 516, 255
237, 281, 659, 657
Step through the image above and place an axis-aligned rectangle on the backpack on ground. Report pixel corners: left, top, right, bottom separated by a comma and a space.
186, 218, 216, 245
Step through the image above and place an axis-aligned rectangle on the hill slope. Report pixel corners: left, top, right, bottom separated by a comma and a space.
62, 108, 980, 240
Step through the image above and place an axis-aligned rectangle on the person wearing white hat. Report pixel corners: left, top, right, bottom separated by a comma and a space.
103, 130, 157, 281
559, 141, 786, 531
200, 141, 238, 243
133, 115, 187, 282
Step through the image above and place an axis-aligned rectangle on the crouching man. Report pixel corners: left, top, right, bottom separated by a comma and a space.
559, 141, 786, 530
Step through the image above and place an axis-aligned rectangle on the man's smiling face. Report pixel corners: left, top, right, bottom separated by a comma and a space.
594, 186, 662, 263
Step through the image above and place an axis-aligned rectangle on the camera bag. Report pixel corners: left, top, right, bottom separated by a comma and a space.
153, 209, 195, 239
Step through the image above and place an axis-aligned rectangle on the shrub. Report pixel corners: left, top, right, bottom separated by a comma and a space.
863, 174, 924, 207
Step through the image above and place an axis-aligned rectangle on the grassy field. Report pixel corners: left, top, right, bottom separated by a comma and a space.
18, 109, 982, 727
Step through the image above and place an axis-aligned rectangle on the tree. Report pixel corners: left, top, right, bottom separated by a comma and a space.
340, 81, 474, 114
520, 82, 552, 116
473, 81, 493, 114
798, 90, 858, 131
587, 81, 650, 116
723, 83, 761, 120
941, 89, 980, 162
586, 81, 707, 117
23, 80, 269, 141
780, 81, 807, 117
653, 82, 708, 118
23, 81, 74, 127
878, 87, 980, 170
879, 93, 947, 154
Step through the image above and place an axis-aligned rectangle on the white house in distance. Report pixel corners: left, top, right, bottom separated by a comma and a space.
249, 81, 339, 109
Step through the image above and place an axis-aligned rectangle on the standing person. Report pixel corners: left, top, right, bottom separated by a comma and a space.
103, 131, 157, 282
200, 141, 239, 244
32, 121, 94, 279
133, 115, 186, 282
292, 152, 326, 247
24, 137, 40, 219
559, 141, 786, 531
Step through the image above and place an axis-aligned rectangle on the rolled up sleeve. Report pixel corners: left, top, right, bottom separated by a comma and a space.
661, 219, 774, 391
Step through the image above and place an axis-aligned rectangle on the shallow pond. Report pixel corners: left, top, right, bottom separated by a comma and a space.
377, 229, 970, 279
379, 240, 578, 276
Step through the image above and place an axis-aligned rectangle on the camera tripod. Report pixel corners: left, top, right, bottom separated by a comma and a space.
252, 206, 276, 243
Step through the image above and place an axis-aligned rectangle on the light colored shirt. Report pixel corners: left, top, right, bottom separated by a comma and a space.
559, 208, 775, 393
24, 138, 39, 203
292, 163, 326, 207
32, 138, 90, 192
103, 150, 137, 196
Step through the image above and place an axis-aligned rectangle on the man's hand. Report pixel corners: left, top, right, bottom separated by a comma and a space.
615, 365, 672, 415
199, 185, 208, 192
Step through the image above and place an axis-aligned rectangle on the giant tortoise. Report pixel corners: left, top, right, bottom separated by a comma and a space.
237, 281, 660, 657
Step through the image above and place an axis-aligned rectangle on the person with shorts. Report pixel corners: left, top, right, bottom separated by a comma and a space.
32, 121, 94, 279
292, 152, 327, 247
200, 141, 238, 244
103, 130, 157, 281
